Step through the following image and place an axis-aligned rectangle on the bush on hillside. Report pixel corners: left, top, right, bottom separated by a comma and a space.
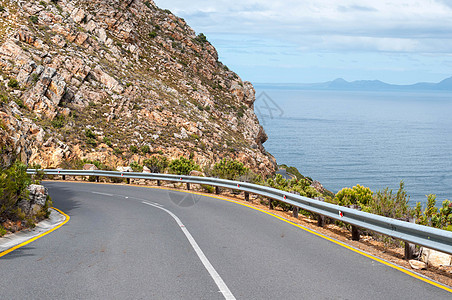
210, 159, 249, 180
168, 157, 199, 175
143, 156, 168, 173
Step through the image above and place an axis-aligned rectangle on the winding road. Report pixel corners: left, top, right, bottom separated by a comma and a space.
0, 181, 450, 299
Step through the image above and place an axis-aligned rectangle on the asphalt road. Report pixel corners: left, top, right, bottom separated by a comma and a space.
0, 181, 450, 299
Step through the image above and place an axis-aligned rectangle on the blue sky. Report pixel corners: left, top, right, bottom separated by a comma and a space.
153, 0, 452, 84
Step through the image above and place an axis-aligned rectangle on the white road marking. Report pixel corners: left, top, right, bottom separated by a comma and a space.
142, 201, 236, 300
91, 192, 114, 196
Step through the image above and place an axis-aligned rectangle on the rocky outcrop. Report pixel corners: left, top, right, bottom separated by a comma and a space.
0, 0, 277, 175
18, 184, 48, 216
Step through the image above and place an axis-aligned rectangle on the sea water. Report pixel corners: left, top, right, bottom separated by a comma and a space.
253, 87, 452, 206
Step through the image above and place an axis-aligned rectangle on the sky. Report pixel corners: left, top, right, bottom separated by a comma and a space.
153, 0, 452, 85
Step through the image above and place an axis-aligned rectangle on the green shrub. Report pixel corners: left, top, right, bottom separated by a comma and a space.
103, 137, 112, 147
7, 78, 19, 89
0, 93, 7, 103
0, 161, 31, 221
0, 5, 5, 12
201, 184, 214, 193
130, 161, 143, 172
334, 184, 373, 207
14, 98, 25, 108
141, 145, 151, 154
149, 31, 157, 38
211, 159, 249, 180
195, 33, 208, 44
31, 73, 40, 83
362, 181, 411, 219
129, 145, 139, 153
29, 15, 39, 24
169, 156, 199, 175
415, 195, 452, 230
85, 129, 96, 139
86, 138, 97, 147
0, 225, 6, 237
143, 156, 168, 173
51, 115, 65, 129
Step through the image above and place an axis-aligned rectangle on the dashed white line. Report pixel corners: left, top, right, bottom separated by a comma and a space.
91, 191, 114, 196
142, 201, 236, 300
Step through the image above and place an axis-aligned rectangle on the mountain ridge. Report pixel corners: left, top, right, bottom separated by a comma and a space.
255, 76, 452, 91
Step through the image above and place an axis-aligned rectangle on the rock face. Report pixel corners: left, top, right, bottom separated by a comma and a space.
0, 0, 276, 175
18, 184, 48, 215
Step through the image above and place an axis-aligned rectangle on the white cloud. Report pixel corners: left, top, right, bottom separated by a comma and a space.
154, 0, 452, 53
153, 0, 452, 83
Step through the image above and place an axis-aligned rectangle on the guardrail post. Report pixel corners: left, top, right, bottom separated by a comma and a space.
244, 192, 249, 201
157, 180, 161, 186
269, 199, 273, 210
127, 178, 130, 184
215, 186, 220, 194
62, 175, 66, 180
293, 207, 299, 219
186, 183, 190, 190
317, 214, 325, 227
404, 218, 416, 259
351, 226, 360, 241
315, 197, 325, 227
95, 176, 99, 182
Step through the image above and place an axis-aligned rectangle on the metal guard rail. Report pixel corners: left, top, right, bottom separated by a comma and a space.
27, 169, 452, 255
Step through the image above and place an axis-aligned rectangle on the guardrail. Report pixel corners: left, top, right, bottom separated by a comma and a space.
27, 169, 452, 256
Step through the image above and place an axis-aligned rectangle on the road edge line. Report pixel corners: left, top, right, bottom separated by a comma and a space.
0, 207, 70, 258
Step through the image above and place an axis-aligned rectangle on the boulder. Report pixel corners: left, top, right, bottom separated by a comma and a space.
18, 184, 48, 215
409, 260, 427, 270
83, 163, 98, 170
117, 166, 133, 172
421, 248, 452, 267
189, 170, 205, 177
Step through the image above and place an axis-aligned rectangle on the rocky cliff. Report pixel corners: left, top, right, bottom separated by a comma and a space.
0, 0, 276, 175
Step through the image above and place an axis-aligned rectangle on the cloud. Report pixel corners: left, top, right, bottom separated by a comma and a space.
338, 5, 378, 12
155, 0, 452, 53
153, 0, 452, 83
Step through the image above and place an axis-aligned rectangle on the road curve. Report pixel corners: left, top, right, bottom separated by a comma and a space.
0, 181, 450, 299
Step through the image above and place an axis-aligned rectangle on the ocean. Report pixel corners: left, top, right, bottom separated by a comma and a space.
253, 86, 452, 206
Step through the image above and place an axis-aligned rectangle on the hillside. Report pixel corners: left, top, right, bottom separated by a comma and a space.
0, 0, 276, 175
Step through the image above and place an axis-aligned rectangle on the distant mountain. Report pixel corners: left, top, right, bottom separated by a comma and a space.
255, 77, 452, 91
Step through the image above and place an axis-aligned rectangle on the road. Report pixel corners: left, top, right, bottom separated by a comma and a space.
0, 181, 450, 299
276, 168, 293, 180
